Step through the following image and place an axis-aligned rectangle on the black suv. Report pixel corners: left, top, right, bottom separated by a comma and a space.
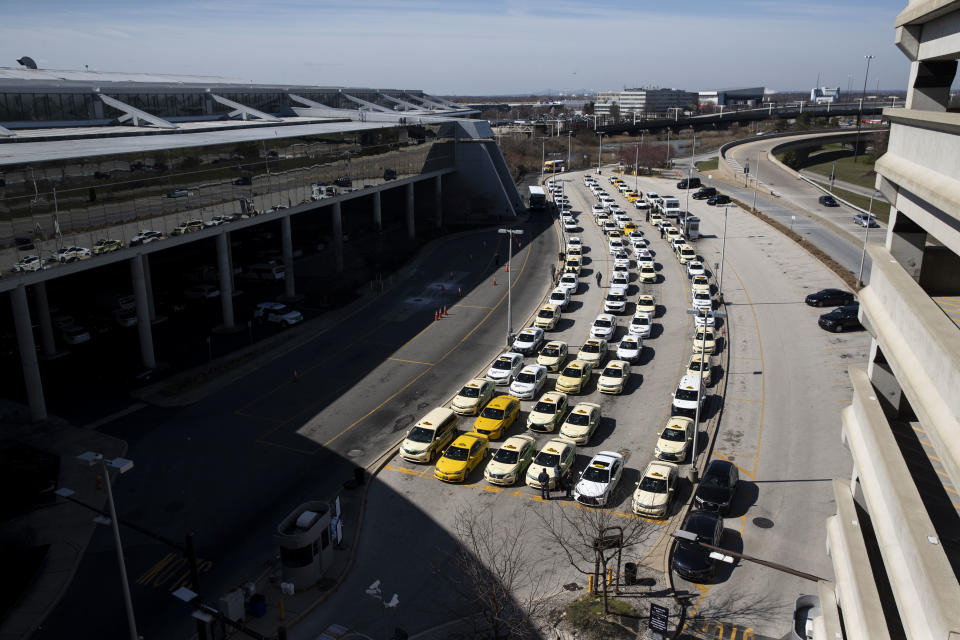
707, 194, 731, 206
676, 177, 702, 190
694, 460, 739, 514
818, 195, 839, 207
692, 187, 717, 200
805, 288, 854, 307
335, 176, 353, 187
818, 303, 862, 333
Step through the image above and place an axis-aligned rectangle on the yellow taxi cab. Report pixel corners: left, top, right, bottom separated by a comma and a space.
525, 438, 577, 490
632, 461, 679, 517
626, 192, 641, 202
434, 432, 489, 483
598, 360, 630, 394
654, 416, 694, 462
483, 434, 536, 486
556, 360, 593, 394
450, 378, 496, 416
564, 256, 582, 275
526, 391, 569, 432
473, 395, 520, 440
638, 265, 657, 284
686, 354, 713, 386
676, 244, 696, 264
623, 222, 637, 235
691, 275, 710, 294
537, 340, 569, 372
534, 304, 561, 331
636, 294, 656, 316
692, 327, 717, 355
650, 212, 663, 226
400, 407, 460, 463
665, 227, 681, 242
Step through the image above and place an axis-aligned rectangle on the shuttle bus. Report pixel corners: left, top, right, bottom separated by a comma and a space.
529, 186, 546, 210
543, 159, 565, 173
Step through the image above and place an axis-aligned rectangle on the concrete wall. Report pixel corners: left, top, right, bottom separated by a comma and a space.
445, 140, 522, 220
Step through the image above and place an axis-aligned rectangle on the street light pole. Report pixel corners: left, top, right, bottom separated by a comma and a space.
538, 136, 548, 183
634, 143, 639, 192
718, 206, 728, 303
597, 132, 604, 173
567, 131, 572, 170
854, 54, 874, 163
751, 150, 761, 212
690, 312, 708, 483
498, 228, 524, 343
684, 130, 695, 216
666, 130, 671, 166
857, 192, 879, 286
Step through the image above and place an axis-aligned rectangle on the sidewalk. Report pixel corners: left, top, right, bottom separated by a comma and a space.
0, 404, 127, 640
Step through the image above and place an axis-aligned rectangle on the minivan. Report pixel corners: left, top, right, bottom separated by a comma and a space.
399, 407, 460, 463
677, 178, 702, 190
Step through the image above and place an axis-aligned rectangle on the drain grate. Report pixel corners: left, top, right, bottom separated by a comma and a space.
752, 517, 775, 529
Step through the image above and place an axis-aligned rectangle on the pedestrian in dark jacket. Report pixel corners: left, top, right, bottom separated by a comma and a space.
538, 468, 550, 500
564, 467, 574, 498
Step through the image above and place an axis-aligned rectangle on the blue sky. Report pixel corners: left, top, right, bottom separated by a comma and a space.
1, 0, 913, 95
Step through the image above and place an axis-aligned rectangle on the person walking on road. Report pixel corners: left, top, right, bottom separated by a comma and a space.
595, 272, 602, 289
659, 225, 665, 239
564, 467, 574, 499
538, 468, 550, 500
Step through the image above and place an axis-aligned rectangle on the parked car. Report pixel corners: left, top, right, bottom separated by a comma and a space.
92, 239, 123, 255
676, 177, 701, 190
694, 459, 740, 514
706, 194, 731, 206
253, 302, 303, 327
818, 195, 839, 207
335, 176, 352, 187
805, 288, 854, 307
166, 188, 189, 198
130, 230, 164, 246
672, 510, 724, 582
692, 187, 717, 200
818, 303, 862, 333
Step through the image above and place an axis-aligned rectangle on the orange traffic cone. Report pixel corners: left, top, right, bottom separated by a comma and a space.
458, 287, 462, 297
443, 306, 448, 317
504, 264, 510, 273
293, 370, 299, 383
434, 309, 439, 321
493, 279, 497, 286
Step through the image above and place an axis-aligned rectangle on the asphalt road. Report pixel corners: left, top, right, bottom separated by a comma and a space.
33, 214, 558, 640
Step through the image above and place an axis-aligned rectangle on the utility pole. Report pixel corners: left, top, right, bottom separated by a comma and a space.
854, 54, 874, 163
538, 136, 549, 183
597, 132, 604, 173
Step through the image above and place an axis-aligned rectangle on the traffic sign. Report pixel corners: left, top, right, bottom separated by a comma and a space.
649, 603, 669, 633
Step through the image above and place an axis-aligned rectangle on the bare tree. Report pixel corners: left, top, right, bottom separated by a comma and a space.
440, 505, 558, 640
534, 502, 659, 614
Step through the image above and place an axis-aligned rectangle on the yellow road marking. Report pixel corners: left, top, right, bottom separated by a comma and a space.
710, 452, 755, 479
456, 304, 492, 309
387, 357, 435, 366
483, 485, 502, 493
733, 356, 762, 361
828, 361, 867, 366
729, 397, 760, 403
823, 344, 869, 351
321, 241, 535, 448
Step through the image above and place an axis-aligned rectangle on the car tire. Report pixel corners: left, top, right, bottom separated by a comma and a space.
833, 324, 844, 333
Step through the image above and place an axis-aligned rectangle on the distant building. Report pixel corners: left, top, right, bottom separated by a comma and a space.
698, 87, 765, 107
595, 88, 698, 117
811, 87, 840, 103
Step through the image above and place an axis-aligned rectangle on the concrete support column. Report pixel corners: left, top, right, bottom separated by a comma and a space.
11, 284, 47, 421
142, 253, 156, 322
332, 201, 344, 272
886, 209, 926, 280
373, 190, 382, 232
434, 175, 442, 229
216, 232, 235, 330
131, 255, 156, 369
34, 281, 56, 358
281, 215, 296, 299
406, 182, 415, 239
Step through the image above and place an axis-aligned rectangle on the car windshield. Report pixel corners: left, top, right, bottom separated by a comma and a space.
516, 335, 534, 344
533, 400, 557, 414
406, 427, 435, 443
689, 360, 705, 371
701, 472, 727, 488
676, 388, 699, 401
541, 346, 561, 357
561, 276, 575, 284
582, 467, 609, 483
582, 344, 600, 354
594, 320, 612, 328
493, 447, 520, 464
695, 332, 710, 341
492, 359, 514, 370
567, 412, 590, 426
516, 372, 536, 384
607, 294, 625, 302
534, 452, 559, 467
640, 476, 667, 493
662, 428, 686, 442
444, 445, 470, 461
538, 310, 554, 318
603, 368, 622, 378
633, 318, 649, 326
620, 342, 637, 350
459, 386, 480, 398
481, 407, 505, 420
561, 367, 583, 379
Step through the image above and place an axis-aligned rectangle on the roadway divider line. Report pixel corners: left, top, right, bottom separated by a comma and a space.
386, 357, 434, 366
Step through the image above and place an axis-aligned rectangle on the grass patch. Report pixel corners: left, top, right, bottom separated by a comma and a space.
805, 154, 878, 190
695, 157, 718, 172
565, 594, 638, 628
808, 180, 890, 223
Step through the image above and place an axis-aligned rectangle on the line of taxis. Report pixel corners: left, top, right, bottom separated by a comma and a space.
398, 171, 720, 520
